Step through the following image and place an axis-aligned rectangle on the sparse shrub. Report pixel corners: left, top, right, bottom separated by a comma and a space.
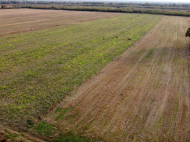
27, 119, 34, 125
186, 28, 190, 37
1, 5, 6, 9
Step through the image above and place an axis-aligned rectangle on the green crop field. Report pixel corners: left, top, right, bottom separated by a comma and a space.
0, 13, 162, 129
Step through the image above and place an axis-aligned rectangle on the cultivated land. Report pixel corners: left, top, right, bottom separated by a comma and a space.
0, 9, 190, 142
0, 9, 119, 35
0, 9, 162, 130
46, 16, 190, 141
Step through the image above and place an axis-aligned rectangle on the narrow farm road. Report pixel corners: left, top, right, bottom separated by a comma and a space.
46, 16, 190, 142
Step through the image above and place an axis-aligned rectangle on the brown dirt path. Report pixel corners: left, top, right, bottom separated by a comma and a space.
45, 16, 190, 141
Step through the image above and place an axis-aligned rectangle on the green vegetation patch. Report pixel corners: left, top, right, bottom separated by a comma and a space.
55, 107, 74, 121
52, 132, 90, 142
33, 121, 58, 137
145, 48, 154, 58
0, 14, 163, 125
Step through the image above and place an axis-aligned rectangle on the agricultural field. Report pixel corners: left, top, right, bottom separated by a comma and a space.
0, 9, 161, 126
0, 9, 190, 142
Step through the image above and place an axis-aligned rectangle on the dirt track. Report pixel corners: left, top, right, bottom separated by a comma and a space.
0, 9, 119, 35
45, 16, 190, 141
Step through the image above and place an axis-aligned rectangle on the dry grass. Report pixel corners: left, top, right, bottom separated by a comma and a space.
45, 16, 190, 142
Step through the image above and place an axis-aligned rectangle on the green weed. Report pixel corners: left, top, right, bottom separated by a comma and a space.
145, 48, 154, 58
52, 132, 90, 142
34, 121, 57, 137
55, 107, 74, 121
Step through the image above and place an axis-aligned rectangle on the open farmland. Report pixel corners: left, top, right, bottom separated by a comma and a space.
45, 16, 190, 142
0, 9, 162, 132
0, 9, 119, 35
1, 8, 190, 142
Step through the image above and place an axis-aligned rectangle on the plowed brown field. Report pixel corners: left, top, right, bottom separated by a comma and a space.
0, 9, 119, 35
46, 16, 190, 142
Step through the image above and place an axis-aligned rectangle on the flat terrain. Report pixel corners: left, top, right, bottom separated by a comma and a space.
0, 9, 119, 35
0, 9, 162, 131
1, 9, 190, 142
45, 16, 190, 141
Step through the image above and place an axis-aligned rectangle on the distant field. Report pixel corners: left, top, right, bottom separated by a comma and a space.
0, 9, 119, 35
0, 9, 162, 131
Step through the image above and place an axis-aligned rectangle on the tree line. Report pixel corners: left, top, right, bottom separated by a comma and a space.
22, 5, 190, 17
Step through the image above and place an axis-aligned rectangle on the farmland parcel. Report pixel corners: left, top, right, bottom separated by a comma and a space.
1, 9, 190, 142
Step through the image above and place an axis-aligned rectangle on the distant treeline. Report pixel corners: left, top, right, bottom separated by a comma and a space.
1, 1, 190, 17
0, 5, 17, 9
22, 5, 190, 17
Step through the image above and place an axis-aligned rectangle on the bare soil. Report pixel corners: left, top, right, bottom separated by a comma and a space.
45, 16, 190, 142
